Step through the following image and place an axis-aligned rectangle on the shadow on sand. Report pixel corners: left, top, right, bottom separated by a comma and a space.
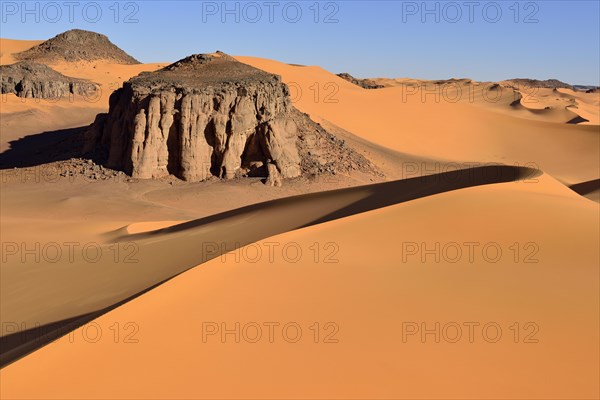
0, 165, 542, 368
569, 179, 600, 196
0, 125, 96, 169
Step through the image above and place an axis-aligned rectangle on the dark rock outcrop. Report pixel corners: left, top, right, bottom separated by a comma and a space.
572, 85, 598, 92
503, 78, 573, 90
0, 61, 97, 99
337, 73, 384, 89
85, 53, 380, 184
14, 29, 139, 65
433, 78, 473, 85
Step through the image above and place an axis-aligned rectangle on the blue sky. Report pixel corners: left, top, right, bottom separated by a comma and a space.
1, 1, 599, 85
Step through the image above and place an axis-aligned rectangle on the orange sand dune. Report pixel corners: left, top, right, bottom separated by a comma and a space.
235, 57, 599, 185
511, 87, 599, 124
0, 39, 42, 64
355, 76, 598, 125
0, 166, 536, 341
1, 171, 597, 399
49, 60, 168, 99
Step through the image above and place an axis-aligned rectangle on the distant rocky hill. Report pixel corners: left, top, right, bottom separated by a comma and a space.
337, 73, 384, 89
502, 78, 573, 90
0, 61, 97, 98
573, 85, 599, 93
85, 52, 380, 185
14, 29, 139, 64
433, 78, 473, 85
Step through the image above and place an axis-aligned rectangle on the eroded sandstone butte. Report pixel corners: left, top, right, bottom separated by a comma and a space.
85, 52, 379, 184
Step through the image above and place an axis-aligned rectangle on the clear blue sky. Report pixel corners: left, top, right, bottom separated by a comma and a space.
1, 1, 599, 85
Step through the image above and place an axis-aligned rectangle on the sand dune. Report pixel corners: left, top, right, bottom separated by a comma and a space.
1, 165, 539, 367
570, 178, 600, 202
235, 56, 599, 185
512, 87, 600, 124
353, 76, 599, 125
1, 169, 597, 399
0, 39, 42, 64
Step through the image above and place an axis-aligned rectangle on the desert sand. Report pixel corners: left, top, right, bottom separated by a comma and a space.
2, 172, 598, 399
0, 39, 42, 64
1, 35, 599, 399
236, 56, 599, 185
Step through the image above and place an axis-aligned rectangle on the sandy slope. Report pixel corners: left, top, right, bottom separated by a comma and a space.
236, 56, 599, 184
369, 77, 599, 125
510, 87, 600, 125
1, 172, 598, 399
0, 39, 42, 64
0, 38, 599, 399
0, 166, 534, 336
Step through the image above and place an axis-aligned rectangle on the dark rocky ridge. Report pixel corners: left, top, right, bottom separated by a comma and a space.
503, 78, 573, 90
0, 61, 97, 98
14, 29, 139, 65
337, 72, 384, 89
433, 78, 473, 85
132, 52, 277, 88
85, 53, 380, 184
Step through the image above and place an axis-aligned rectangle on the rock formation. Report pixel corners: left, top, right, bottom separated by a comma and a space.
502, 78, 573, 90
265, 163, 283, 187
85, 53, 380, 184
0, 61, 97, 99
337, 72, 384, 89
14, 29, 139, 65
433, 78, 473, 85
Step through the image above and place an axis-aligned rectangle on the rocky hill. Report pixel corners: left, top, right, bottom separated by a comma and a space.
502, 78, 573, 90
14, 29, 139, 64
0, 61, 97, 98
85, 52, 380, 185
337, 73, 384, 89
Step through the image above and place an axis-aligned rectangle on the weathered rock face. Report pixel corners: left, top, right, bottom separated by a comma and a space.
14, 29, 139, 65
265, 163, 283, 187
86, 53, 380, 183
0, 61, 97, 99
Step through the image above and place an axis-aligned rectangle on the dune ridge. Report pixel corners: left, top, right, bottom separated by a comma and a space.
2, 167, 597, 399
1, 165, 539, 367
